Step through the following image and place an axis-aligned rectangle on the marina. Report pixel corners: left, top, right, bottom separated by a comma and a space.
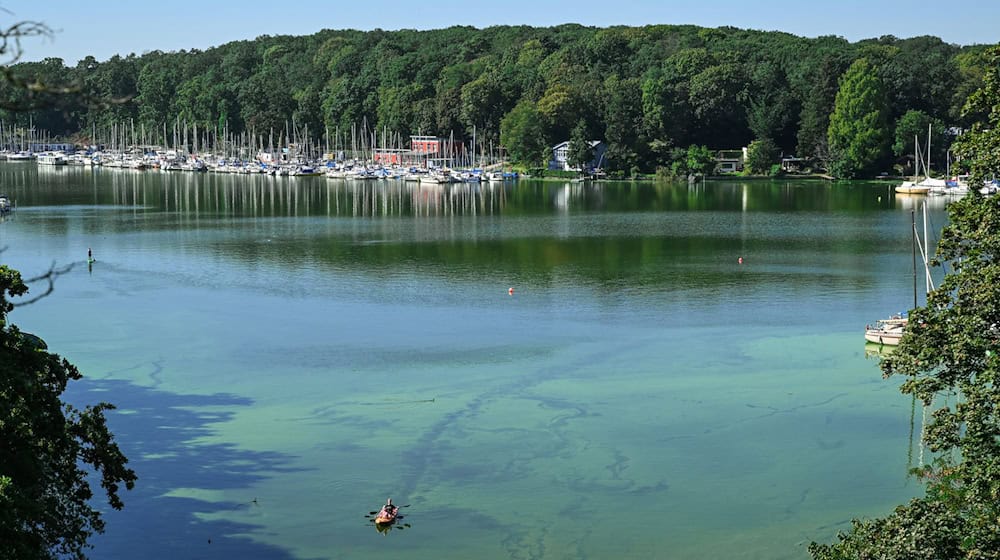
0, 119, 517, 184
0, 145, 516, 183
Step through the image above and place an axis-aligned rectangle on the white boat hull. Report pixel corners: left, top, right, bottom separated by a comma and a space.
864, 315, 907, 346
895, 181, 931, 195
864, 328, 902, 345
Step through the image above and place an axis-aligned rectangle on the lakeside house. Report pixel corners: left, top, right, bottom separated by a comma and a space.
549, 140, 607, 171
715, 148, 746, 173
780, 155, 806, 173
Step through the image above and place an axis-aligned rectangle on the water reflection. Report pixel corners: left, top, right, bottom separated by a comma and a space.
2, 163, 916, 218
864, 341, 897, 360
895, 192, 962, 211
3, 165, 938, 295
102, 173, 519, 218
372, 520, 411, 535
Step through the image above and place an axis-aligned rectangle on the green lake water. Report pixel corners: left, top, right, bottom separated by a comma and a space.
0, 164, 950, 559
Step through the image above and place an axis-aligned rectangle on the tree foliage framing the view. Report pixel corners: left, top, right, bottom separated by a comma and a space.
809, 45, 1000, 560
0, 16, 138, 560
0, 18, 130, 115
0, 265, 137, 560
0, 19, 69, 110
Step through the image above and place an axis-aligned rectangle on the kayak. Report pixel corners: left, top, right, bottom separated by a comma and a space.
374, 505, 398, 524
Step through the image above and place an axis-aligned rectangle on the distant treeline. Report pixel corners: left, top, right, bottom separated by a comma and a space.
0, 24, 992, 176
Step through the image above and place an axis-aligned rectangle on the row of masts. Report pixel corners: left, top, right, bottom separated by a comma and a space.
1, 118, 506, 169
0, 118, 51, 152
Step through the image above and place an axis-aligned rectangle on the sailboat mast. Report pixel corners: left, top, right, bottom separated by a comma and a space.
926, 123, 932, 178
923, 202, 932, 296
912, 209, 918, 310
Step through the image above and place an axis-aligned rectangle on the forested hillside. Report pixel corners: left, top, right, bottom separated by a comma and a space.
0, 24, 990, 176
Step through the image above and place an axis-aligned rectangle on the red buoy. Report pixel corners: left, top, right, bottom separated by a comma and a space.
738, 257, 743, 264
508, 287, 514, 296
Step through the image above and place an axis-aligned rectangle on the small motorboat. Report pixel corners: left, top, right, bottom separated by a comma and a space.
374, 498, 398, 525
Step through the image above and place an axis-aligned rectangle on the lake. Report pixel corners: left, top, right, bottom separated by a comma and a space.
0, 164, 949, 559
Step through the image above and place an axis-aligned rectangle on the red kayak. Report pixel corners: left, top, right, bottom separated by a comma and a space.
374, 501, 398, 524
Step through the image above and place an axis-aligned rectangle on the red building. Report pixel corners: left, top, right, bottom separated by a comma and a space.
410, 136, 444, 155
373, 149, 406, 165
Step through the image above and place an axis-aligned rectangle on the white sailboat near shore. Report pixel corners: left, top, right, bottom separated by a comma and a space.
896, 125, 942, 195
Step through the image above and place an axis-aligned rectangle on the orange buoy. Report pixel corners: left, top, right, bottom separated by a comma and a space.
508, 287, 514, 296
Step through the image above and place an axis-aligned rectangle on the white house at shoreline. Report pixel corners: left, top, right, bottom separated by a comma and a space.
715, 148, 746, 173
548, 140, 607, 171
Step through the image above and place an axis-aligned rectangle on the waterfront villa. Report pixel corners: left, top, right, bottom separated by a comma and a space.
715, 148, 746, 173
549, 140, 607, 171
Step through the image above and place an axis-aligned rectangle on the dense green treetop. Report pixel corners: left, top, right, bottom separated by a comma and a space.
566, 119, 595, 170
827, 58, 891, 178
0, 24, 991, 174
744, 137, 779, 175
893, 109, 946, 159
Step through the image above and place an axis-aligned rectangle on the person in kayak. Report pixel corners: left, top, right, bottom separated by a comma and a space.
374, 498, 397, 525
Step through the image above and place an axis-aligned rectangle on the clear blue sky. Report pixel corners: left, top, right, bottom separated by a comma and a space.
6, 0, 997, 64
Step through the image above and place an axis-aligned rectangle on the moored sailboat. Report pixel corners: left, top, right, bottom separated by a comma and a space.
865, 202, 935, 346
895, 125, 940, 195
864, 314, 907, 345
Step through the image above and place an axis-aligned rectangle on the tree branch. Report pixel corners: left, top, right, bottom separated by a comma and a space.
0, 18, 133, 112
13, 261, 79, 308
0, 19, 52, 66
